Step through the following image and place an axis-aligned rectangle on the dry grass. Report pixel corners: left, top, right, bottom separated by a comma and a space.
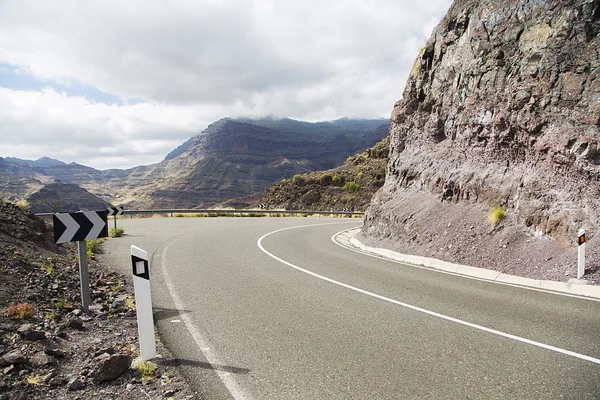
5, 303, 36, 319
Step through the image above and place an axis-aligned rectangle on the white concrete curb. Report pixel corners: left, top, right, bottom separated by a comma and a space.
336, 228, 600, 300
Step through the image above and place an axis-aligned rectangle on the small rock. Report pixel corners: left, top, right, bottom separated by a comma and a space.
92, 353, 132, 383
63, 317, 85, 330
2, 349, 27, 365
71, 309, 82, 316
17, 323, 33, 333
20, 329, 46, 341
565, 270, 571, 276
164, 389, 176, 397
44, 348, 66, 358
67, 376, 85, 391
31, 351, 55, 367
3, 365, 15, 374
48, 376, 63, 387
42, 370, 58, 383
110, 299, 125, 311
95, 350, 111, 358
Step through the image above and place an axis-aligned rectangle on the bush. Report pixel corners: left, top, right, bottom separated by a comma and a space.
292, 174, 305, 185
487, 206, 505, 226
332, 175, 340, 185
15, 199, 29, 211
5, 303, 35, 319
109, 227, 125, 237
343, 182, 360, 193
320, 173, 332, 185
87, 238, 104, 260
136, 361, 158, 379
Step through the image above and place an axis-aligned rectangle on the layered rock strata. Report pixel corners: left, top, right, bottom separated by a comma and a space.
363, 0, 600, 280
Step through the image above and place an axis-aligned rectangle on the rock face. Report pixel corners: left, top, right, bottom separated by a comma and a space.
363, 0, 600, 279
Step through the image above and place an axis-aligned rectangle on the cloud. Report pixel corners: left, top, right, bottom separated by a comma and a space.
0, 0, 453, 169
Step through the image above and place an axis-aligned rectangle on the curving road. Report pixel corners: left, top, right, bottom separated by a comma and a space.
100, 217, 600, 399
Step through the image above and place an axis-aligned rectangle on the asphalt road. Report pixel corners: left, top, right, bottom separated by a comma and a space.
100, 217, 600, 399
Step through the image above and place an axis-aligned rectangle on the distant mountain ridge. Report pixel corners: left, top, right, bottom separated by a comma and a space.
4, 157, 67, 168
1, 117, 389, 210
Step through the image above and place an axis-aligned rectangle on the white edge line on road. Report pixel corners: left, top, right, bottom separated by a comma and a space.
332, 228, 600, 303
257, 223, 600, 366
160, 239, 253, 400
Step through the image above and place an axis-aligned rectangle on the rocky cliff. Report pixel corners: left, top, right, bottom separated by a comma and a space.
362, 0, 600, 281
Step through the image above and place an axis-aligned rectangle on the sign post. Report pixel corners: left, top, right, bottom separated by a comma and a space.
76, 241, 90, 311
131, 245, 156, 361
53, 210, 108, 312
578, 229, 585, 279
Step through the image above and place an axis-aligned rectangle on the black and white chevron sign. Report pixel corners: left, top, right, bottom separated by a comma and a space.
258, 204, 267, 209
53, 211, 108, 244
107, 206, 124, 216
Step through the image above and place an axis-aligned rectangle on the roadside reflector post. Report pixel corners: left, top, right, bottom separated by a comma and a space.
577, 229, 585, 279
131, 245, 156, 361
77, 240, 90, 312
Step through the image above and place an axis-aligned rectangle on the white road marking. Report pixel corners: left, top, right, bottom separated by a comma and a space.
257, 223, 600, 365
332, 227, 600, 303
160, 239, 253, 400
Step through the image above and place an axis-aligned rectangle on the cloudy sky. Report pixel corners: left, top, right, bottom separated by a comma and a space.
0, 0, 452, 170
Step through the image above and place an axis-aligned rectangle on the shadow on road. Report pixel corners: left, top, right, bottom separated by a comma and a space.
163, 359, 250, 374
153, 307, 190, 321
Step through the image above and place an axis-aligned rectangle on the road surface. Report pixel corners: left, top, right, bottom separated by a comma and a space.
100, 217, 600, 399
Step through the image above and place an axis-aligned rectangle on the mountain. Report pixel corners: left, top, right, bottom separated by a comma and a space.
110, 118, 389, 209
361, 0, 600, 280
4, 156, 67, 168
2, 117, 389, 209
26, 182, 109, 213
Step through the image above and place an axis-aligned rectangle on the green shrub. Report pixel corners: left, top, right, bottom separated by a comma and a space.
292, 174, 305, 185
332, 175, 340, 185
487, 206, 505, 226
86, 238, 104, 260
320, 173, 332, 185
343, 182, 360, 193
15, 199, 29, 211
109, 227, 125, 237
136, 361, 158, 379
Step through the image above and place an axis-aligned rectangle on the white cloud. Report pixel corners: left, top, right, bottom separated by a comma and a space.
0, 0, 453, 169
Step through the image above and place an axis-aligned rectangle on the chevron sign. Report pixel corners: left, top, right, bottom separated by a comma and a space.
107, 206, 124, 216
53, 211, 109, 244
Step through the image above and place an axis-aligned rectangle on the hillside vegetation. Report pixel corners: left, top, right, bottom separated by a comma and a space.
259, 136, 389, 211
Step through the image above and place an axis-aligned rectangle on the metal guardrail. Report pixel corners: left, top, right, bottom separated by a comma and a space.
36, 209, 365, 217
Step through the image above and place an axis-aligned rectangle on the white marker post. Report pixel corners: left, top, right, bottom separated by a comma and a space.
577, 229, 585, 279
131, 245, 156, 361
